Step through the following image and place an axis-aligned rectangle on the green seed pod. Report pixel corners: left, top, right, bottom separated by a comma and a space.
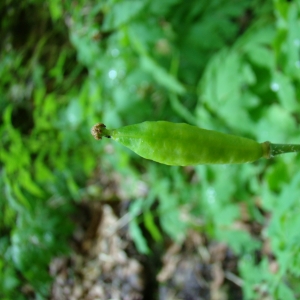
91, 121, 271, 166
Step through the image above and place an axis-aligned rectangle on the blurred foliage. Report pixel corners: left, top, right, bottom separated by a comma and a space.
1, 0, 300, 299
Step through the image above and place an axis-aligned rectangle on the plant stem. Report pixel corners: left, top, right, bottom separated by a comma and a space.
270, 143, 300, 157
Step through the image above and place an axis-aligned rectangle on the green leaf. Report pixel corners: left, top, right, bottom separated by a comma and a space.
239, 258, 270, 300
149, 0, 181, 15
242, 63, 256, 85
19, 170, 44, 197
255, 104, 296, 142
65, 98, 83, 128
266, 160, 290, 192
129, 33, 186, 94
159, 194, 186, 242
129, 198, 144, 218
277, 283, 296, 300
103, 0, 146, 30
1, 265, 20, 292
4, 174, 30, 211
129, 218, 150, 254
284, 3, 300, 79
143, 211, 162, 242
140, 55, 186, 94
272, 71, 298, 113
48, 0, 63, 21
245, 44, 275, 68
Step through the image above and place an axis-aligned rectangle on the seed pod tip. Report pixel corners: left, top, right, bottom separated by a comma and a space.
91, 123, 107, 140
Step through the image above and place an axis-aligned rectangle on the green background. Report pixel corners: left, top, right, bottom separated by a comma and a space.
1, 0, 300, 299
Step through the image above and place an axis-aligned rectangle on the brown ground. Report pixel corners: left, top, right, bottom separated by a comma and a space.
50, 199, 243, 300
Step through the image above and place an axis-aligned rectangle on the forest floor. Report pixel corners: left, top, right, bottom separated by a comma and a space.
50, 176, 245, 300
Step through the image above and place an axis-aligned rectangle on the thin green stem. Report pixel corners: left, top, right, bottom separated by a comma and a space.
270, 143, 300, 157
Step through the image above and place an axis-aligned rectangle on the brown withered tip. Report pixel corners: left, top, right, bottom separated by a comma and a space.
91, 123, 106, 140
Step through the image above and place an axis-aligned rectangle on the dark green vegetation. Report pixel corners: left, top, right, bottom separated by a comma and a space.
1, 0, 300, 299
